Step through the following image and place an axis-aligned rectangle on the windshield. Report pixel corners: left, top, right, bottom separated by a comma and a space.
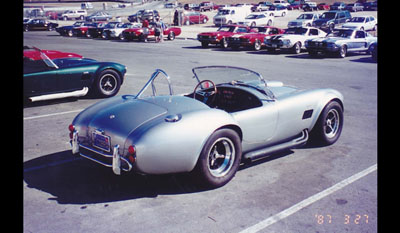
217, 26, 236, 32
328, 29, 353, 38
321, 12, 336, 19
349, 17, 365, 23
192, 66, 266, 89
217, 10, 230, 15
297, 14, 313, 20
246, 14, 259, 19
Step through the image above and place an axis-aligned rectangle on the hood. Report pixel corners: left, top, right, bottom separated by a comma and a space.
314, 18, 332, 24
199, 31, 231, 36
310, 37, 347, 43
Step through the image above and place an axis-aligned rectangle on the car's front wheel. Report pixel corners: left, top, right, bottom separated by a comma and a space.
93, 69, 121, 97
193, 129, 242, 188
310, 100, 344, 146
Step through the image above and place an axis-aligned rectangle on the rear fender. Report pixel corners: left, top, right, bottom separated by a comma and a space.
130, 109, 240, 174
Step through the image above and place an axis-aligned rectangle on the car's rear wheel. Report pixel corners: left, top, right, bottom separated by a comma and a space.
254, 39, 261, 51
338, 45, 347, 58
310, 101, 343, 146
93, 69, 121, 97
168, 31, 175, 40
193, 129, 242, 188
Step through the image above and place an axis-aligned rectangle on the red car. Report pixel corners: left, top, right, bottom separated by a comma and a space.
183, 11, 209, 25
23, 46, 83, 61
121, 23, 181, 41
317, 3, 330, 10
227, 26, 284, 50
197, 25, 255, 48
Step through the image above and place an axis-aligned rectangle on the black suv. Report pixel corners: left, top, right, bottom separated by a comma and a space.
312, 10, 351, 32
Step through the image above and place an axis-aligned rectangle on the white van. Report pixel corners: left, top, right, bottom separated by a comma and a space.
213, 6, 252, 26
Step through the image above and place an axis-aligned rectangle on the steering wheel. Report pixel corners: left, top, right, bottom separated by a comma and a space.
193, 80, 217, 104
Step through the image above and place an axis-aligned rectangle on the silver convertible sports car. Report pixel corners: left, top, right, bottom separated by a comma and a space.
69, 66, 344, 188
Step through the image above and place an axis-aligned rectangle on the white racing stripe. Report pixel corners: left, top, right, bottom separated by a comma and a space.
239, 164, 377, 233
24, 109, 83, 120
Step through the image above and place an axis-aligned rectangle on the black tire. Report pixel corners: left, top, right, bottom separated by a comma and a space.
338, 45, 347, 58
309, 101, 344, 146
168, 31, 175, 41
254, 39, 261, 51
201, 42, 209, 48
93, 69, 121, 97
220, 38, 228, 48
193, 129, 242, 188
292, 42, 301, 54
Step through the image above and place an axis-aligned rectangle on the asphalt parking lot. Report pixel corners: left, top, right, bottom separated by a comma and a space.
23, 6, 377, 233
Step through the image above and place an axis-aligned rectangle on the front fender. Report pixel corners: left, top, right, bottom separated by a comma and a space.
129, 109, 240, 174
309, 88, 344, 131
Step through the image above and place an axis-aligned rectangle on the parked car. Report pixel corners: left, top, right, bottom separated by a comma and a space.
264, 27, 327, 54
23, 47, 126, 102
252, 1, 274, 12
273, 0, 290, 7
305, 28, 377, 58
369, 41, 377, 61
312, 10, 351, 32
23, 18, 58, 31
363, 1, 378, 11
128, 9, 160, 23
214, 6, 252, 26
317, 3, 330, 10
58, 10, 87, 21
69, 66, 344, 188
120, 22, 181, 41
86, 11, 113, 22
287, 12, 320, 28
227, 26, 284, 50
56, 21, 85, 37
345, 3, 364, 12
100, 22, 125, 39
23, 46, 83, 60
72, 21, 101, 37
237, 12, 274, 27
85, 21, 109, 38
183, 11, 209, 25
330, 2, 346, 10
268, 5, 288, 17
184, 3, 199, 11
102, 22, 140, 39
287, 2, 301, 10
194, 2, 215, 11
342, 16, 377, 31
197, 24, 253, 48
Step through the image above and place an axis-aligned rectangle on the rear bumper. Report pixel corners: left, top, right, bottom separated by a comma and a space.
70, 131, 133, 175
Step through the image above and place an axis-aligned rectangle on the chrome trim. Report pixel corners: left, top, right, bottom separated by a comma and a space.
135, 69, 173, 99
78, 144, 133, 174
29, 87, 89, 102
71, 130, 79, 154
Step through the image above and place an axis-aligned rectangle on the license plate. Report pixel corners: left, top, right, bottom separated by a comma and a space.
93, 132, 111, 152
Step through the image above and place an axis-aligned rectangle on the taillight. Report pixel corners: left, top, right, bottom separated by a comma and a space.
128, 145, 136, 164
68, 124, 75, 132
69, 124, 75, 139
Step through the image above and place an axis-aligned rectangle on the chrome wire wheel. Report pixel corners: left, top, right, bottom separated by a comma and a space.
324, 108, 340, 139
99, 74, 117, 95
207, 137, 235, 178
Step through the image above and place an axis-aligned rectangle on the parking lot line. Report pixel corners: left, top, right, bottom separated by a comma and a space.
239, 164, 377, 233
23, 109, 84, 121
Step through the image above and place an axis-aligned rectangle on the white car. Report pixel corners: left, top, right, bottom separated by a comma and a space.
288, 13, 320, 28
273, 0, 290, 7
264, 27, 327, 54
102, 23, 140, 39
342, 16, 377, 31
237, 13, 274, 26
269, 5, 288, 17
58, 10, 87, 21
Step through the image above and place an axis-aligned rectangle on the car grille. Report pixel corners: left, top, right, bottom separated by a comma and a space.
308, 41, 327, 47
